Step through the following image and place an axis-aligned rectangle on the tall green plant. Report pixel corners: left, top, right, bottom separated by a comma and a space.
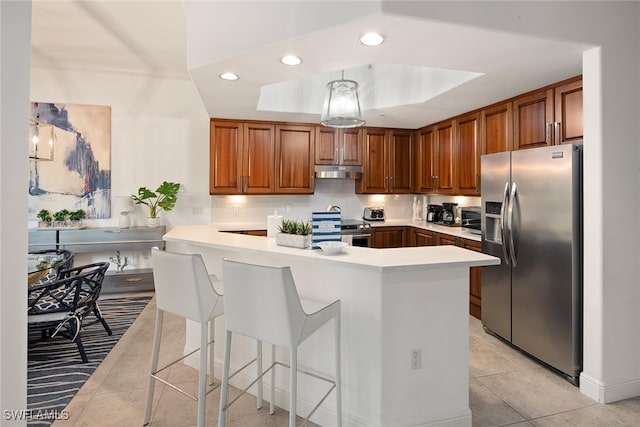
132, 181, 180, 218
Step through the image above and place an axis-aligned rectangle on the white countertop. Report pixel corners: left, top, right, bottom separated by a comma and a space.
164, 224, 498, 272
216, 218, 482, 242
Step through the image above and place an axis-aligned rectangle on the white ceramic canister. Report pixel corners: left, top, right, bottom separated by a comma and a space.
267, 211, 283, 237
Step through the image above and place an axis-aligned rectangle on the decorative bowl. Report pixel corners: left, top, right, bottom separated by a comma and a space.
317, 241, 348, 255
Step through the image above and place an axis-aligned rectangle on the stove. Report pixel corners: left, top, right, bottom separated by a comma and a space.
340, 219, 371, 235
340, 219, 371, 247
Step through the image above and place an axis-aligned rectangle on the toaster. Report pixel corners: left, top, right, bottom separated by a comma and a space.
363, 206, 385, 221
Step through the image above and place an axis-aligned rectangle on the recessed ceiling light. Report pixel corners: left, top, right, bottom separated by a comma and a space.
281, 55, 302, 66
219, 72, 239, 81
359, 32, 385, 47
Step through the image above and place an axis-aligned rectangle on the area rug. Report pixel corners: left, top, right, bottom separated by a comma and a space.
27, 296, 151, 427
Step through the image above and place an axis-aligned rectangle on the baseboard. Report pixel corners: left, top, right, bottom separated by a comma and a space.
580, 373, 640, 403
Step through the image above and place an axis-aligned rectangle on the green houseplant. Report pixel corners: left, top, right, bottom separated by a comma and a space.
132, 181, 180, 227
68, 209, 86, 227
53, 209, 70, 227
36, 209, 52, 227
276, 219, 312, 248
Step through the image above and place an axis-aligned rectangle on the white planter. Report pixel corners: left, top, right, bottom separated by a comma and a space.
276, 233, 311, 249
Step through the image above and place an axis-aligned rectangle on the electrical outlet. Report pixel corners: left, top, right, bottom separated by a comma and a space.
286, 203, 292, 213
410, 348, 422, 370
233, 204, 239, 214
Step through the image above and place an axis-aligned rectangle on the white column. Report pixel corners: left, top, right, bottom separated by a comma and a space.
0, 1, 32, 425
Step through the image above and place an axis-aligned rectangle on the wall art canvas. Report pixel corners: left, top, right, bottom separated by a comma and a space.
28, 102, 111, 219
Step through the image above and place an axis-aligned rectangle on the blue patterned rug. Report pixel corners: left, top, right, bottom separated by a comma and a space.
27, 296, 151, 426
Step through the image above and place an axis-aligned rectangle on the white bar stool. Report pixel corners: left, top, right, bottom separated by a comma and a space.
218, 259, 342, 427
143, 248, 226, 427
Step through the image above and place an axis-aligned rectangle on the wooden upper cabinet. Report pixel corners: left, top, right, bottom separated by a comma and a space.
209, 120, 274, 194
314, 126, 338, 165
435, 121, 455, 194
413, 126, 436, 193
314, 127, 363, 165
359, 128, 412, 194
210, 121, 243, 194
513, 89, 554, 150
455, 112, 480, 195
341, 128, 364, 165
481, 102, 513, 154
360, 127, 388, 193
275, 125, 314, 194
388, 129, 412, 193
554, 78, 583, 144
243, 122, 275, 193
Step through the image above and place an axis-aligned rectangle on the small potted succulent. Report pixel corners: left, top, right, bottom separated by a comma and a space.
68, 209, 86, 227
276, 219, 313, 249
132, 181, 180, 227
36, 209, 52, 227
53, 209, 70, 227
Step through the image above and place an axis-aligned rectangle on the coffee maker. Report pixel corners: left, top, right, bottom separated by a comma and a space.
426, 204, 443, 223
441, 202, 458, 225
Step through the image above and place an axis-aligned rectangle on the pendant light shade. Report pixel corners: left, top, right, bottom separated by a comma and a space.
320, 71, 365, 128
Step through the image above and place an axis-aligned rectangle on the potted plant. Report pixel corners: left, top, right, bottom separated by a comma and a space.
53, 209, 70, 227
36, 209, 52, 227
132, 181, 180, 227
276, 219, 313, 249
68, 209, 86, 227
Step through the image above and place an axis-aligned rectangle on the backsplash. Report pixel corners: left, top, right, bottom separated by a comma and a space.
210, 179, 480, 225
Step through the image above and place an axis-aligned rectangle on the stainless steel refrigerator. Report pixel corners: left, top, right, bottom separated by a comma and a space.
481, 143, 582, 385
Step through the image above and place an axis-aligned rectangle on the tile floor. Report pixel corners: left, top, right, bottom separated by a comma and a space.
51, 295, 639, 427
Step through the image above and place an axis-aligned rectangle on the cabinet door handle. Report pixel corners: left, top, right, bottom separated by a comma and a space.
339, 148, 344, 164
546, 122, 552, 145
335, 148, 339, 164
555, 121, 561, 144
476, 172, 481, 193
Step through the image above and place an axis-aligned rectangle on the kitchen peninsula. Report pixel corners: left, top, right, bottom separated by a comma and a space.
163, 224, 499, 427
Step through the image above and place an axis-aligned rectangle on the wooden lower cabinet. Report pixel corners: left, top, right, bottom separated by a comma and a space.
433, 231, 482, 320
370, 226, 407, 248
409, 228, 435, 246
460, 239, 482, 320
390, 227, 483, 319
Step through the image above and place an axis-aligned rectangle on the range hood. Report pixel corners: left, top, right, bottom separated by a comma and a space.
314, 165, 362, 179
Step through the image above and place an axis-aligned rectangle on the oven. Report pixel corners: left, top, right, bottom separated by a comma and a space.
340, 219, 371, 247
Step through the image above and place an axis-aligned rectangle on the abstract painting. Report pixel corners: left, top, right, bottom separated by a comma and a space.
28, 102, 111, 219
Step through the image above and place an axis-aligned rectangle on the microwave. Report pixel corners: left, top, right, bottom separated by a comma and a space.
461, 207, 481, 235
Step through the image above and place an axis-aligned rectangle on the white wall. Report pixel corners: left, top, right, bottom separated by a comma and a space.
30, 68, 212, 230
0, 2, 31, 425
29, 68, 211, 268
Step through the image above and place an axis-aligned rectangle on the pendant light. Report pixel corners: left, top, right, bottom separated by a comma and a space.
320, 70, 365, 128
29, 102, 55, 161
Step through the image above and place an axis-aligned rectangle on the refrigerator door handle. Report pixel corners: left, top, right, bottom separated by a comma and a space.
500, 182, 511, 265
507, 182, 518, 267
